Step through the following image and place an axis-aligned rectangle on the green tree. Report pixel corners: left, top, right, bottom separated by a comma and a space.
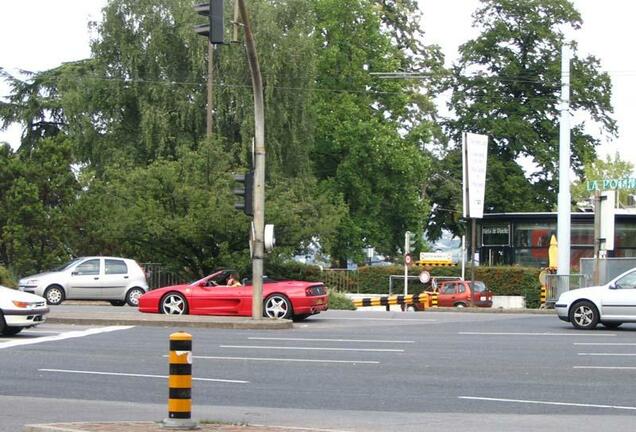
0, 136, 79, 276
572, 153, 635, 208
429, 0, 616, 239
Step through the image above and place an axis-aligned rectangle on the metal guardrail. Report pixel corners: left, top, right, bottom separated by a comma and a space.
321, 269, 359, 292
142, 263, 186, 290
544, 273, 591, 306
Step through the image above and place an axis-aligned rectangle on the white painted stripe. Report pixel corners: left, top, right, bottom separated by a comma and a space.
574, 366, 636, 370
459, 332, 616, 337
459, 396, 636, 411
39, 368, 248, 384
574, 342, 636, 346
191, 355, 380, 364
252, 424, 352, 432
0, 326, 134, 350
219, 345, 404, 352
327, 317, 436, 322
248, 337, 414, 344
578, 353, 636, 356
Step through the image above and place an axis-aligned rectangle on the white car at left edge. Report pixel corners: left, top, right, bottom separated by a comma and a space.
0, 285, 49, 336
556, 267, 636, 330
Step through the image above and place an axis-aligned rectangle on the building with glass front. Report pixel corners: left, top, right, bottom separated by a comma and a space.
477, 211, 636, 269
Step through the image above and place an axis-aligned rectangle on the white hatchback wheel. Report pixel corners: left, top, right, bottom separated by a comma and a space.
126, 287, 145, 307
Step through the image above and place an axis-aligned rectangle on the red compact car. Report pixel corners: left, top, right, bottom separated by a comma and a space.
436, 280, 493, 308
138, 269, 328, 321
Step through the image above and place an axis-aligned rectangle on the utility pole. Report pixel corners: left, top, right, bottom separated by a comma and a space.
237, 0, 265, 320
206, 42, 214, 137
556, 44, 571, 294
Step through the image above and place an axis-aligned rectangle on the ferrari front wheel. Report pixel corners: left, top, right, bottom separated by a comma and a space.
264, 294, 292, 320
161, 293, 189, 315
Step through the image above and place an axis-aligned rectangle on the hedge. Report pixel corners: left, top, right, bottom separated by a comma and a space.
0, 265, 18, 288
266, 261, 542, 309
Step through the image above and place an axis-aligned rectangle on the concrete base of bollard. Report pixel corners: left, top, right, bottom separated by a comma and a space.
161, 418, 200, 430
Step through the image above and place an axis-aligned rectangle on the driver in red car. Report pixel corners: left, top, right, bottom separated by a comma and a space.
226, 273, 242, 287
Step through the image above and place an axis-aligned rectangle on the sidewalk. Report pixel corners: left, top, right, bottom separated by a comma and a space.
24, 422, 319, 432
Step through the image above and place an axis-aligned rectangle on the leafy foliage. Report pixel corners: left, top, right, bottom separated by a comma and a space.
428, 0, 616, 239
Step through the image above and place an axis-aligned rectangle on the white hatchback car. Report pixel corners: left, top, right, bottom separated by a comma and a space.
0, 285, 49, 335
19, 257, 149, 307
556, 267, 636, 330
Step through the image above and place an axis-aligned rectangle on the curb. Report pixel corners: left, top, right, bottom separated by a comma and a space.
46, 314, 292, 330
23, 422, 313, 432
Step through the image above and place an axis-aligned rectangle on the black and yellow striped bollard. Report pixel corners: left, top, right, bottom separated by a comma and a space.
162, 331, 199, 430
430, 291, 438, 308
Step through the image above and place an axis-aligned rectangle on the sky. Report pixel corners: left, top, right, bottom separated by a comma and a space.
1, 0, 635, 171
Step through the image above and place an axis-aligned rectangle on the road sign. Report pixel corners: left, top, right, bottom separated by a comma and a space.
405, 254, 412, 265
419, 270, 431, 284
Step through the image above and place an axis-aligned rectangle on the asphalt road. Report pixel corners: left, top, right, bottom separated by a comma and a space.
3, 308, 636, 431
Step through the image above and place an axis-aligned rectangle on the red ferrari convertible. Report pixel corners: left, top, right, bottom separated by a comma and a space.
138, 269, 328, 320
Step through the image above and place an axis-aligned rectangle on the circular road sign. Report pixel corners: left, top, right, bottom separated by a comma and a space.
419, 270, 431, 284
405, 254, 412, 265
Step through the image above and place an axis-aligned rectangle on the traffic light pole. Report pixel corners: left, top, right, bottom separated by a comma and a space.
237, 0, 265, 320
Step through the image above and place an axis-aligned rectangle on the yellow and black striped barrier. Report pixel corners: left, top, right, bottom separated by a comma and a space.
430, 291, 438, 308
162, 331, 198, 430
353, 293, 433, 309
540, 285, 547, 306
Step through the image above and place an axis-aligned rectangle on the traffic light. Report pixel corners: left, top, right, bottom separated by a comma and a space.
233, 171, 254, 216
405, 231, 417, 254
193, 0, 224, 45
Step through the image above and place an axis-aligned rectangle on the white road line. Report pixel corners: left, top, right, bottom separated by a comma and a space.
578, 353, 636, 356
574, 366, 636, 370
219, 345, 404, 352
0, 326, 134, 349
459, 396, 636, 411
327, 317, 436, 322
458, 332, 616, 337
575, 342, 636, 346
248, 337, 414, 344
39, 368, 248, 384
191, 355, 380, 364
252, 425, 353, 432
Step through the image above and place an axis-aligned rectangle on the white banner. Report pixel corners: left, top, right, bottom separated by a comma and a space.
463, 133, 488, 219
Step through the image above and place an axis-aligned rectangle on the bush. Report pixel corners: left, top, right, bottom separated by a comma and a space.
0, 266, 18, 288
328, 290, 356, 310
262, 261, 542, 309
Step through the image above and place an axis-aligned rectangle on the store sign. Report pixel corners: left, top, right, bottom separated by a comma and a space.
587, 178, 636, 192
482, 225, 510, 246
463, 133, 488, 219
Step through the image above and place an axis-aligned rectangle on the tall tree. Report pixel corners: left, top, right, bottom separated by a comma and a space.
572, 153, 635, 208
428, 0, 616, 239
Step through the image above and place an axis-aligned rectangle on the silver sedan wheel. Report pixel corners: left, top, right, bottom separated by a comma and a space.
161, 293, 187, 315
573, 306, 593, 326
570, 301, 599, 330
264, 294, 292, 319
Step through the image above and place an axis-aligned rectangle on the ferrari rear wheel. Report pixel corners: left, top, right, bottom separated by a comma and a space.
264, 294, 292, 320
161, 293, 189, 315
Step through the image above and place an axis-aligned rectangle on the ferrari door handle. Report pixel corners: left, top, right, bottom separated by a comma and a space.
124, 276, 129, 279
94, 277, 99, 280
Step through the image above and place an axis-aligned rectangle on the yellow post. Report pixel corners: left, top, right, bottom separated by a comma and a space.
163, 332, 198, 430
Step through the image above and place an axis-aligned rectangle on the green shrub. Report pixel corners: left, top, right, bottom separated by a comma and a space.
262, 261, 542, 309
0, 266, 18, 288
328, 290, 356, 310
